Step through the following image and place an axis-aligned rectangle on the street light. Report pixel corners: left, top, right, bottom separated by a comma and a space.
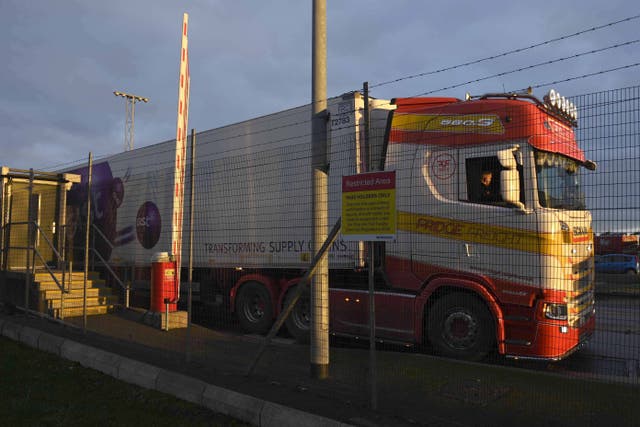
114, 91, 149, 151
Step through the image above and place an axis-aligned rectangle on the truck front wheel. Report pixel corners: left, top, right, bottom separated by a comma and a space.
236, 282, 273, 334
284, 287, 311, 343
427, 293, 494, 361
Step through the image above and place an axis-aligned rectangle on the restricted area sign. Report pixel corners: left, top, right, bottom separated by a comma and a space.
342, 171, 397, 241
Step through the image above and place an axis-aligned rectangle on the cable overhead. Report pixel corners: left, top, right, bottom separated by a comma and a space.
207, 15, 640, 127
372, 13, 640, 89
412, 39, 640, 97
104, 15, 640, 152
44, 16, 640, 172
517, 62, 640, 92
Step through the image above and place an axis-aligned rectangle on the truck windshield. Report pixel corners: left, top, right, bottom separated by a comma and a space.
535, 151, 586, 210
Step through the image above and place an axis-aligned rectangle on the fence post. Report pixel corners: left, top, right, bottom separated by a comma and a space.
0, 167, 8, 269
186, 128, 196, 363
247, 218, 341, 377
83, 153, 93, 332
129, 264, 135, 308
24, 169, 35, 311
311, 0, 329, 380
363, 81, 378, 411
125, 265, 130, 309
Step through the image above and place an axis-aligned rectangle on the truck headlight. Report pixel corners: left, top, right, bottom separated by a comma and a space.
543, 303, 568, 320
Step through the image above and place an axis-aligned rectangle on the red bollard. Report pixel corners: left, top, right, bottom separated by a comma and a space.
150, 252, 177, 312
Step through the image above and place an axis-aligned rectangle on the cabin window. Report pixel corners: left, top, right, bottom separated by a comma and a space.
465, 156, 503, 204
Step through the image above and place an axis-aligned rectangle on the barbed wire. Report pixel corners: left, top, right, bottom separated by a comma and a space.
371, 14, 640, 89
41, 15, 640, 172
518, 63, 640, 92
410, 40, 640, 97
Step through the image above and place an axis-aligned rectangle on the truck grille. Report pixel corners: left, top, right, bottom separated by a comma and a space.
568, 287, 595, 328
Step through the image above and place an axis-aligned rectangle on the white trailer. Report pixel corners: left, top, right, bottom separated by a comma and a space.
67, 89, 597, 361
69, 93, 390, 271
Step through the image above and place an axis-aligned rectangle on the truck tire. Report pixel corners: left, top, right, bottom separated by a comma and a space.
284, 287, 310, 343
427, 293, 494, 361
236, 282, 273, 334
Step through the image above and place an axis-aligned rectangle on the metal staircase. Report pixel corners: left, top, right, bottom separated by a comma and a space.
34, 270, 119, 318
0, 168, 128, 320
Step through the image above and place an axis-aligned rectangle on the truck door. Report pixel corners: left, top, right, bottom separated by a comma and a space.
410, 146, 461, 280
457, 147, 538, 288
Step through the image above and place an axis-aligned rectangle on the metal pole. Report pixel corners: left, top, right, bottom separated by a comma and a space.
247, 218, 342, 377
0, 169, 8, 270
129, 98, 135, 151
363, 82, 370, 173
59, 177, 69, 320
165, 301, 169, 331
24, 169, 34, 311
90, 227, 95, 272
0, 168, 6, 269
57, 178, 67, 269
83, 153, 93, 332
129, 264, 134, 308
125, 268, 130, 308
364, 82, 377, 410
186, 128, 196, 363
311, 0, 329, 380
124, 99, 130, 151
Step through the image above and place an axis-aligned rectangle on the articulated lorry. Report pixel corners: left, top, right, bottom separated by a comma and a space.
595, 233, 639, 255
67, 89, 596, 361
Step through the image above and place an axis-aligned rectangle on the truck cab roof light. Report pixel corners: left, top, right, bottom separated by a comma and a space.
543, 89, 578, 126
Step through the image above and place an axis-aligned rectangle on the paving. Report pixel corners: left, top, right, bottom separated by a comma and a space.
0, 299, 638, 427
0, 306, 423, 426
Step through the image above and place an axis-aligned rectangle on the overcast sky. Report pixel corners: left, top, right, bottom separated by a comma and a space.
1, 1, 638, 174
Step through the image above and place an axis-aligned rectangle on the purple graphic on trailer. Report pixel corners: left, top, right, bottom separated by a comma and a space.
66, 161, 161, 261
136, 201, 161, 249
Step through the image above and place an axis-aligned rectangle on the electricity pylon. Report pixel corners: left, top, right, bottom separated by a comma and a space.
113, 91, 149, 151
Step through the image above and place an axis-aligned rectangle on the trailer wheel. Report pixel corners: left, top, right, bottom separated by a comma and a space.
284, 287, 310, 343
427, 293, 494, 361
236, 282, 273, 334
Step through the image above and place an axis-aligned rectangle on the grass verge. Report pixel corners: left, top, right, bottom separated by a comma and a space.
0, 336, 248, 426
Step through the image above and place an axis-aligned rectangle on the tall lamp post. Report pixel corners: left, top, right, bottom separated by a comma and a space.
113, 91, 149, 151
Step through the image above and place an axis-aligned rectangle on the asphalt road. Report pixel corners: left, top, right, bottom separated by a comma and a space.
193, 274, 640, 383
558, 295, 639, 379
522, 274, 639, 382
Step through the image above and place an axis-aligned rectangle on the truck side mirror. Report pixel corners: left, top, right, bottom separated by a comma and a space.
497, 147, 526, 211
500, 169, 521, 206
497, 148, 518, 169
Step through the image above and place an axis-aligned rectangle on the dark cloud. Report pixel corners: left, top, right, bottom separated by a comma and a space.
0, 1, 638, 171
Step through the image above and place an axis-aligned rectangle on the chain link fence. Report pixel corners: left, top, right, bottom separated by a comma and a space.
2, 85, 639, 425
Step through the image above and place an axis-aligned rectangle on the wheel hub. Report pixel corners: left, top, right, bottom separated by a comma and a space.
443, 311, 477, 349
245, 297, 265, 321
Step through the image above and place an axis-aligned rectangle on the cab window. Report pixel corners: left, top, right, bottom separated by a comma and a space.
465, 156, 502, 204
